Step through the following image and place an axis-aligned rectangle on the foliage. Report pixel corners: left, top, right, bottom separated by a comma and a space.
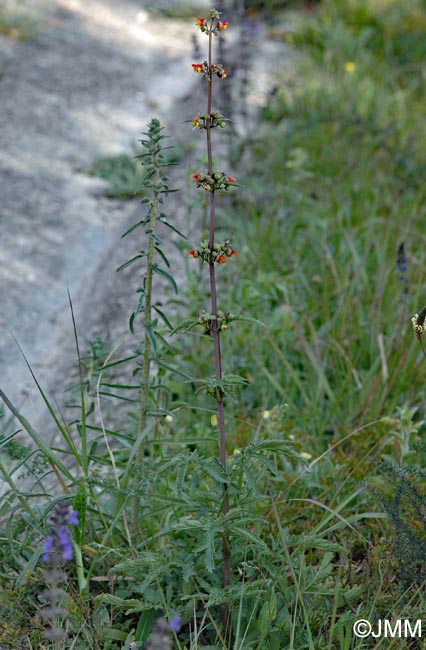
375, 459, 426, 587
0, 2, 38, 40
78, 154, 147, 200
1, 1, 426, 648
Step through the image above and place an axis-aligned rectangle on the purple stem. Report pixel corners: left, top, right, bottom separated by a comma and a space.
206, 18, 230, 591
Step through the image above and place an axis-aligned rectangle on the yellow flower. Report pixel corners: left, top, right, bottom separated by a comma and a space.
345, 61, 356, 73
211, 414, 218, 427
300, 451, 313, 461
262, 410, 270, 419
233, 448, 241, 455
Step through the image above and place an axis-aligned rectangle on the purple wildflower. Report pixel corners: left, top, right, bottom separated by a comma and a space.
170, 615, 182, 632
67, 509, 80, 526
43, 501, 79, 565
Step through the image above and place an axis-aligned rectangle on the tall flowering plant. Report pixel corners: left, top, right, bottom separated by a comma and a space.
189, 8, 237, 593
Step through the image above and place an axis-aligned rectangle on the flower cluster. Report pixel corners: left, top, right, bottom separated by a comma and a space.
191, 111, 227, 130
196, 12, 228, 35
412, 309, 426, 340
189, 239, 237, 264
192, 61, 228, 79
43, 501, 79, 564
144, 616, 181, 650
192, 61, 208, 75
41, 501, 79, 644
192, 171, 236, 192
197, 309, 236, 335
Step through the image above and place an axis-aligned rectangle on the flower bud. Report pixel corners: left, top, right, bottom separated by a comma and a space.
217, 254, 227, 264
188, 249, 199, 258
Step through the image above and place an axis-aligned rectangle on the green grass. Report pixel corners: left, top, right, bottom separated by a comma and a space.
78, 153, 146, 200
0, 3, 38, 40
1, 1, 426, 648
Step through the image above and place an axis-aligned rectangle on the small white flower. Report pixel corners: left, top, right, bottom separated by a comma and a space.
300, 451, 313, 461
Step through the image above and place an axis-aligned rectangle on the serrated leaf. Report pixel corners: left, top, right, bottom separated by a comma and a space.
231, 313, 268, 329
205, 527, 216, 573
97, 594, 143, 609
204, 458, 227, 484
170, 318, 199, 335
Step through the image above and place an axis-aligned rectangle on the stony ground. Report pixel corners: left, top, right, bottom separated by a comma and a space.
0, 0, 199, 428
0, 0, 286, 442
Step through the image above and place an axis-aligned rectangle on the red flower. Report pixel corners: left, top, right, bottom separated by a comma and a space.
228, 249, 237, 257
196, 17, 207, 28
192, 118, 201, 128
217, 255, 228, 264
226, 176, 236, 183
217, 20, 228, 30
188, 249, 199, 258
193, 173, 201, 182
192, 63, 204, 73
217, 69, 228, 79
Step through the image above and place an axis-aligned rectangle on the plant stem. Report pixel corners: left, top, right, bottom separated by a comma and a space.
131, 136, 160, 533
206, 19, 231, 592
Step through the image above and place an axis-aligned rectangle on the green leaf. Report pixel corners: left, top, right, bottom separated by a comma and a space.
170, 318, 200, 335
142, 319, 159, 354
205, 526, 216, 573
135, 609, 156, 643
116, 252, 145, 272
96, 594, 143, 610
0, 389, 73, 481
159, 217, 187, 238
230, 313, 268, 329
153, 265, 178, 294
121, 219, 147, 238
152, 305, 173, 330
154, 245, 170, 268
73, 481, 87, 545
156, 359, 194, 379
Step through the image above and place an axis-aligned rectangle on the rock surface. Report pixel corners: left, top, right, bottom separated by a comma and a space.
0, 0, 198, 428
0, 0, 286, 443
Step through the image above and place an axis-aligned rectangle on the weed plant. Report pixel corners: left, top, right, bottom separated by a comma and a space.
1, 1, 426, 649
